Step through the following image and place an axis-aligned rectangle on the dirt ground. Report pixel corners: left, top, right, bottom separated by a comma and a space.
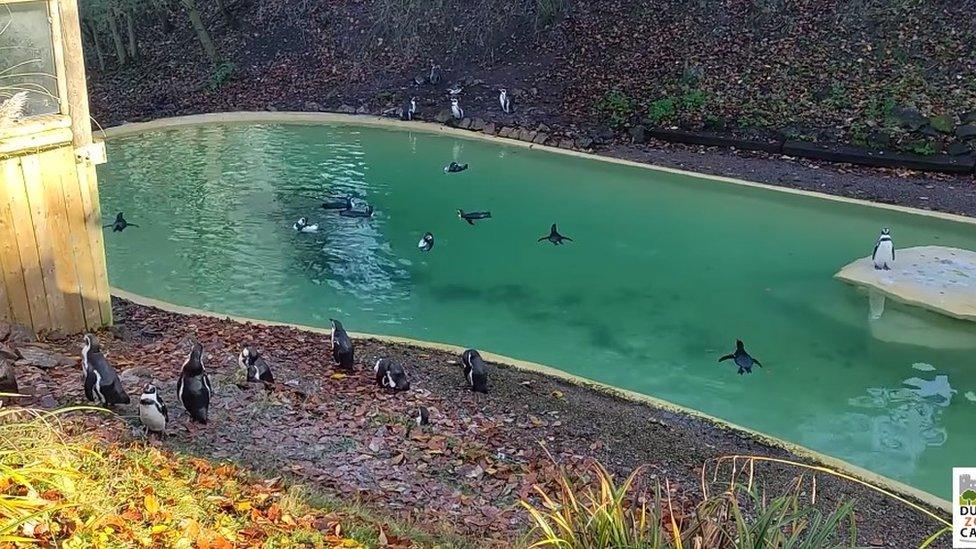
12, 298, 951, 546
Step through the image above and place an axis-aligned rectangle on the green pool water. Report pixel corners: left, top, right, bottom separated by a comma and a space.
98, 122, 976, 499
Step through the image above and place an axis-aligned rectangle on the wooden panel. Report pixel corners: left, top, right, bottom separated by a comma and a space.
0, 159, 31, 326
58, 154, 102, 328
76, 160, 112, 325
0, 157, 50, 330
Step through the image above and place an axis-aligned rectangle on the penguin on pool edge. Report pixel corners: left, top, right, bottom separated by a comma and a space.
330, 319, 355, 369
499, 88, 511, 113
418, 232, 434, 252
177, 341, 213, 423
81, 334, 130, 406
461, 349, 488, 393
872, 228, 895, 270
718, 340, 762, 375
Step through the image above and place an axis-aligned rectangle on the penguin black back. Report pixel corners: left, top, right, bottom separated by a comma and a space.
239, 346, 274, 383
461, 349, 488, 393
538, 223, 572, 245
104, 212, 138, 232
177, 342, 212, 423
81, 334, 130, 405
718, 339, 762, 375
331, 319, 355, 369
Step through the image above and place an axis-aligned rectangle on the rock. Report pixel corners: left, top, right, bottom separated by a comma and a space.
0, 322, 9, 342
947, 140, 973, 156
471, 118, 486, 131
303, 101, 322, 112
7, 324, 33, 343
577, 137, 594, 149
0, 343, 17, 360
537, 124, 551, 133
483, 122, 496, 135
337, 104, 357, 114
920, 125, 941, 137
458, 117, 472, 129
928, 114, 954, 134
891, 106, 927, 130
558, 139, 575, 149
0, 359, 17, 396
532, 132, 549, 144
434, 109, 452, 124
519, 129, 537, 142
39, 395, 57, 408
266, 105, 278, 112
356, 106, 369, 114
628, 125, 647, 144
15, 346, 73, 370
120, 367, 153, 385
498, 127, 515, 138
962, 111, 976, 124
956, 125, 976, 140
866, 129, 891, 149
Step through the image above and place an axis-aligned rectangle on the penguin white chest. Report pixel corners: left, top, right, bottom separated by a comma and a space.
873, 240, 894, 268
139, 401, 166, 432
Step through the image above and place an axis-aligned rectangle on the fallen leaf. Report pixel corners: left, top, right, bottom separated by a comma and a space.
144, 494, 160, 514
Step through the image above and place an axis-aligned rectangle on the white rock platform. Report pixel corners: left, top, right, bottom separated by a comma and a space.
835, 245, 976, 322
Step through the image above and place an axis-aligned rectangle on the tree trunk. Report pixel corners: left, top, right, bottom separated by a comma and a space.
123, 8, 139, 59
106, 13, 127, 65
215, 0, 238, 28
180, 0, 220, 64
157, 1, 174, 34
84, 20, 106, 72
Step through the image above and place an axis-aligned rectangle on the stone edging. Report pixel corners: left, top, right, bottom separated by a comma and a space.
99, 111, 976, 227
110, 287, 952, 513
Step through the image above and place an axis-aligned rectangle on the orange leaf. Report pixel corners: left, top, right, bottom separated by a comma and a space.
212, 536, 233, 549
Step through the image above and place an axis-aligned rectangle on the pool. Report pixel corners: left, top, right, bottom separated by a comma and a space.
97, 119, 976, 499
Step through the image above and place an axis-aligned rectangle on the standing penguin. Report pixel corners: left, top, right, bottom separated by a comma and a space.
402, 97, 418, 120
499, 88, 511, 113
104, 212, 138, 232
451, 98, 464, 120
138, 383, 168, 435
331, 319, 355, 369
239, 346, 274, 383
460, 349, 488, 393
177, 342, 212, 423
538, 223, 572, 245
718, 340, 763, 375
418, 232, 434, 252
81, 334, 130, 406
415, 406, 430, 426
429, 62, 442, 85
872, 228, 895, 270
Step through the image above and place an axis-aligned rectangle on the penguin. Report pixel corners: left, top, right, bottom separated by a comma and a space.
448, 84, 463, 97
718, 340, 763, 375
104, 212, 138, 232
872, 228, 895, 270
330, 318, 355, 369
81, 334, 130, 406
418, 232, 434, 252
538, 223, 572, 245
443, 162, 469, 173
415, 406, 430, 426
499, 88, 511, 113
322, 196, 353, 210
374, 358, 411, 391
414, 74, 427, 86
401, 97, 418, 120
457, 209, 491, 225
450, 98, 464, 120
293, 217, 319, 233
339, 204, 374, 218
461, 349, 488, 393
177, 342, 212, 423
239, 346, 274, 383
138, 383, 168, 435
429, 62, 441, 85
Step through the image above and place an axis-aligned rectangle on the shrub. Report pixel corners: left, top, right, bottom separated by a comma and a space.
207, 61, 237, 92
596, 90, 636, 129
647, 97, 677, 125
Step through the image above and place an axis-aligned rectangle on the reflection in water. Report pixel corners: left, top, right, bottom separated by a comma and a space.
868, 290, 885, 320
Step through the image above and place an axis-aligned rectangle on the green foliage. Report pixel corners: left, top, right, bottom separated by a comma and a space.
906, 139, 936, 156
647, 97, 677, 124
596, 90, 636, 129
535, 0, 569, 28
928, 114, 953, 133
680, 88, 709, 111
962, 490, 976, 504
207, 61, 237, 91
821, 82, 851, 109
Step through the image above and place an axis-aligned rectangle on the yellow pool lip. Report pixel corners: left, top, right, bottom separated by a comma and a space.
111, 286, 953, 513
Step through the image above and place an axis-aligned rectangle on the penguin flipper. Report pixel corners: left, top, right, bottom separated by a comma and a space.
872, 242, 879, 261
562, 236, 573, 242
465, 218, 474, 225
753, 359, 763, 368
718, 354, 734, 363
538, 236, 548, 242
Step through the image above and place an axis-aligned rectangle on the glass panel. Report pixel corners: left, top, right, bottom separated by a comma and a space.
0, 1, 60, 119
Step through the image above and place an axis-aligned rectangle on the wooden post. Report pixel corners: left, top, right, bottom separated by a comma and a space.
57, 0, 92, 149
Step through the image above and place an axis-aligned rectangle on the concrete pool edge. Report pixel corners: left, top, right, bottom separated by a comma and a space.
98, 111, 976, 227
111, 287, 953, 514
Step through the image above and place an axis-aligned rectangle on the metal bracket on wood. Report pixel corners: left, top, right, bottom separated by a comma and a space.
75, 141, 106, 165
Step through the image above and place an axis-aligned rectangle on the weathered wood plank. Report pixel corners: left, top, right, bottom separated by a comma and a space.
76, 161, 112, 325
58, 155, 103, 328
1, 157, 50, 330
0, 160, 31, 326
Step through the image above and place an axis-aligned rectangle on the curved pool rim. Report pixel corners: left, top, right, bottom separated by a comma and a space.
98, 112, 973, 512
114, 287, 951, 513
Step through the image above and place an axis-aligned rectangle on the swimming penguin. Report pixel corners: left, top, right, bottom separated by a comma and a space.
81, 334, 130, 406
461, 349, 488, 393
402, 97, 418, 120
872, 228, 895, 270
138, 383, 168, 435
374, 358, 411, 391
177, 342, 212, 423
457, 209, 491, 225
339, 204, 374, 218
718, 340, 763, 375
322, 196, 353, 210
293, 217, 319, 232
499, 88, 511, 113
450, 98, 464, 120
538, 223, 572, 245
330, 319, 355, 369
448, 84, 463, 97
239, 346, 274, 383
418, 232, 434, 252
444, 162, 469, 173
429, 62, 441, 85
104, 212, 138, 232
415, 406, 430, 426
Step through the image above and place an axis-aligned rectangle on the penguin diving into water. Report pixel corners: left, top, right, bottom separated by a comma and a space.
177, 342, 213, 423
444, 162, 469, 173
457, 209, 491, 225
293, 217, 319, 233
105, 212, 138, 232
499, 88, 511, 113
322, 196, 353, 210
718, 340, 763, 375
538, 224, 572, 245
339, 204, 374, 218
81, 334, 130, 406
402, 97, 418, 120
139, 383, 168, 436
239, 346, 274, 383
451, 98, 464, 120
418, 232, 434, 252
872, 228, 895, 270
330, 319, 355, 369
461, 349, 488, 393
374, 358, 411, 391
